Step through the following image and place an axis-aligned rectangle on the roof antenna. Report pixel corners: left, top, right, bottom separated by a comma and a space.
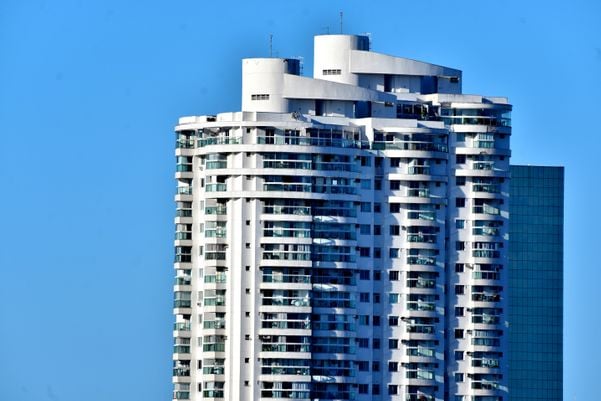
340, 11, 343, 34
269, 33, 273, 57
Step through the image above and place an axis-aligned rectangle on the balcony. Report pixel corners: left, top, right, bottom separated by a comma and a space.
205, 206, 227, 215
205, 183, 227, 192
174, 322, 191, 331
408, 166, 431, 175
473, 184, 500, 194
371, 141, 447, 153
262, 273, 311, 284
407, 211, 435, 221
206, 161, 227, 169
407, 188, 430, 198
198, 136, 242, 147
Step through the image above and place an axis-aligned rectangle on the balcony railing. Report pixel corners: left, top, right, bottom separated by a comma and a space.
198, 136, 242, 147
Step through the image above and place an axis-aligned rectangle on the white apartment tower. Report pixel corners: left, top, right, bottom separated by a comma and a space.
172, 34, 511, 401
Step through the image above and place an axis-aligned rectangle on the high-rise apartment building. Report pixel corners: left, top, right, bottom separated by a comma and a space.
172, 34, 514, 401
508, 166, 564, 401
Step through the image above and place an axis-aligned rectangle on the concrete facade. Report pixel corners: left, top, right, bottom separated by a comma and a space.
172, 34, 518, 401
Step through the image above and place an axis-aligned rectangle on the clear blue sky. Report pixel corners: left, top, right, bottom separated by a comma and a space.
0, 1, 599, 400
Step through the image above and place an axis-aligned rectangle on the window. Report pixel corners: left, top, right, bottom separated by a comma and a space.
359, 316, 370, 326
375, 180, 382, 190
372, 362, 380, 372
389, 293, 399, 304
358, 384, 369, 394
456, 241, 465, 251
357, 338, 369, 348
389, 270, 399, 281
374, 202, 382, 213
373, 338, 381, 348
455, 263, 464, 272
390, 225, 400, 236
456, 197, 466, 208
357, 361, 369, 371
322, 69, 342, 75
456, 176, 466, 186
456, 219, 465, 229
455, 307, 464, 316
374, 248, 381, 258
388, 384, 398, 395
389, 316, 399, 326
372, 384, 380, 395
456, 154, 466, 164
454, 351, 464, 360
360, 292, 370, 303
373, 293, 381, 303
390, 157, 400, 167
455, 329, 464, 339
389, 248, 399, 258
361, 179, 372, 189
359, 224, 371, 235
373, 316, 381, 327
251, 94, 270, 100
374, 225, 381, 235
390, 180, 400, 190
360, 202, 371, 212
389, 339, 399, 349
389, 203, 400, 213
374, 271, 381, 280
456, 133, 465, 142
358, 247, 371, 257
455, 373, 464, 382
455, 285, 465, 295
359, 270, 370, 280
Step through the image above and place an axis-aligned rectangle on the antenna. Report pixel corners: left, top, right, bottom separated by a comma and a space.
269, 33, 273, 57
340, 11, 343, 33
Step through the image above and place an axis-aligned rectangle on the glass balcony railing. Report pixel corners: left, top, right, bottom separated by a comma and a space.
173, 322, 191, 331
175, 232, 192, 240
205, 183, 227, 192
473, 227, 500, 236
205, 161, 227, 169
261, 344, 311, 353
176, 187, 192, 195
176, 164, 193, 172
198, 136, 242, 147
173, 345, 190, 354
408, 166, 431, 175
407, 347, 435, 357
473, 205, 500, 215
176, 209, 192, 217
407, 211, 435, 221
406, 325, 435, 334
256, 136, 364, 149
371, 141, 447, 152
262, 274, 311, 284
407, 189, 430, 198
442, 116, 511, 127
204, 274, 227, 283
473, 184, 501, 193
203, 366, 225, 375
407, 234, 436, 243
175, 138, 195, 149
263, 205, 311, 216
174, 300, 191, 308
173, 391, 190, 400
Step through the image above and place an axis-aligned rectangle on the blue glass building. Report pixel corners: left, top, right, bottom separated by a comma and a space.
509, 165, 564, 401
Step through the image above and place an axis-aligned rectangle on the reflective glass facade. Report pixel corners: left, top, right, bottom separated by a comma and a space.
509, 165, 564, 401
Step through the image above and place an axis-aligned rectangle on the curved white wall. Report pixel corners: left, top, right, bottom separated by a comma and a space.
242, 58, 290, 113
313, 35, 368, 86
